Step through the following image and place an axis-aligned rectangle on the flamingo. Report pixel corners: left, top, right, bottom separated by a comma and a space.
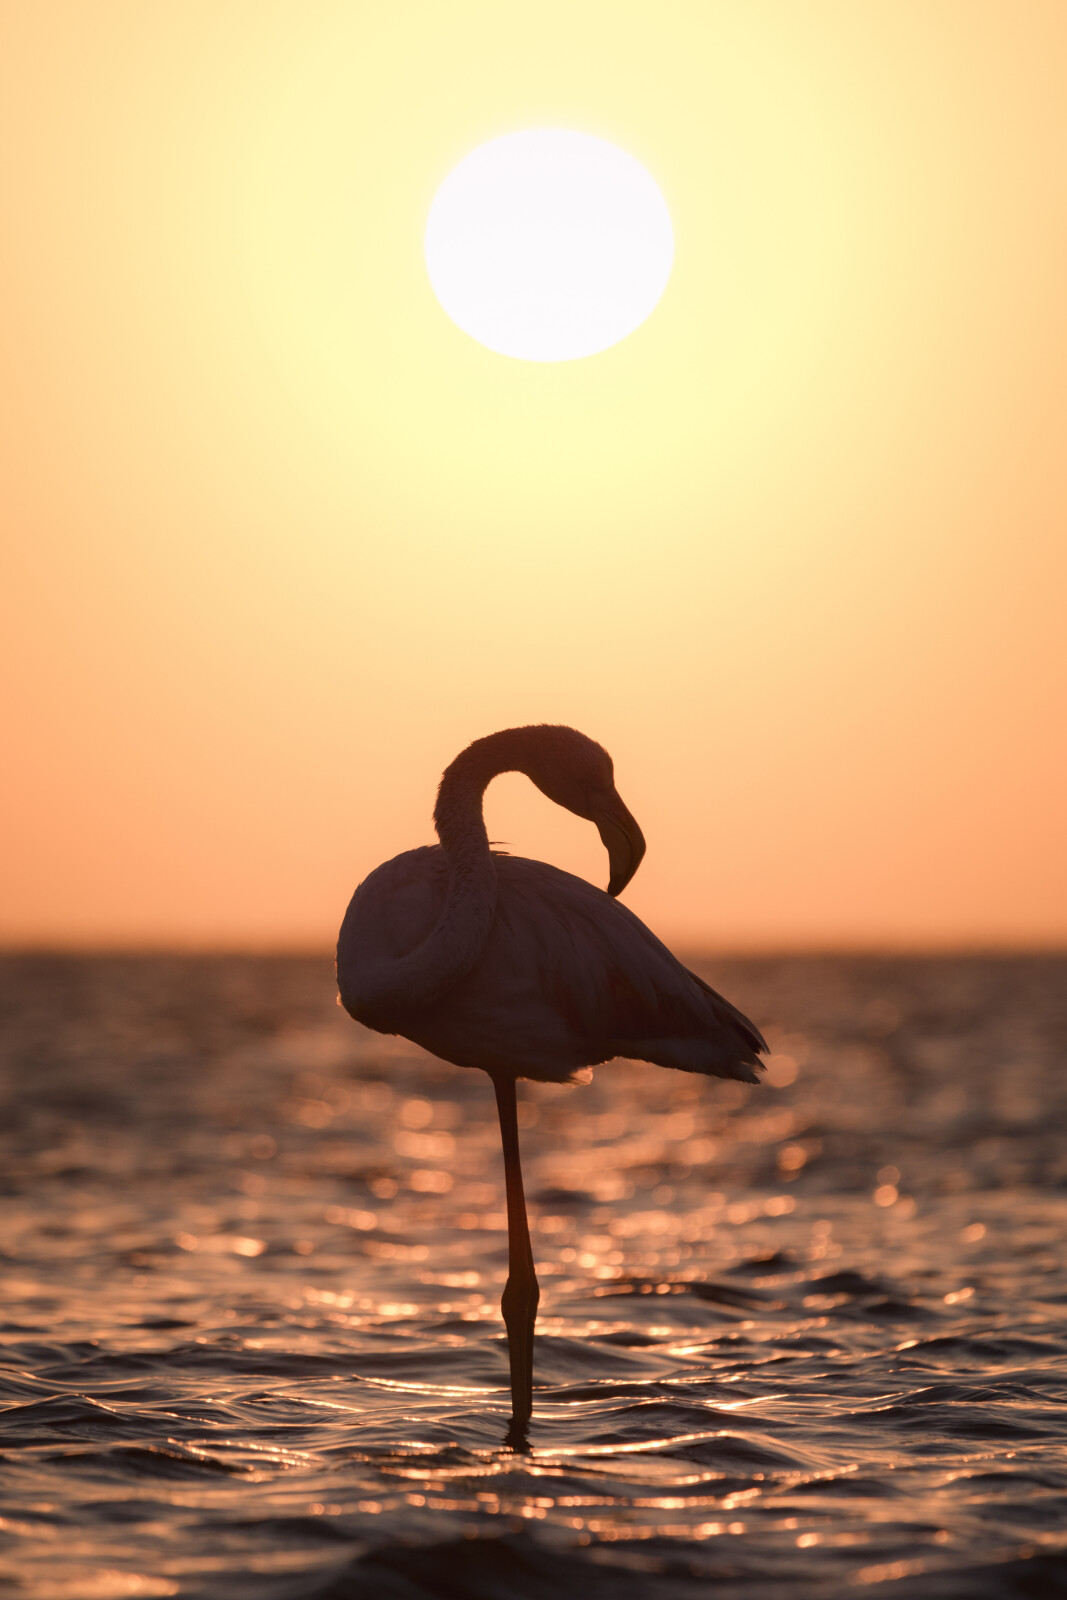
336, 725, 766, 1447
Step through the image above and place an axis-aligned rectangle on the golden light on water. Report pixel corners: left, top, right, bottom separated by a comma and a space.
5, 951, 1066, 1580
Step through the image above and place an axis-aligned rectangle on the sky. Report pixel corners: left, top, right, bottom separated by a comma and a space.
2, 1, 1064, 949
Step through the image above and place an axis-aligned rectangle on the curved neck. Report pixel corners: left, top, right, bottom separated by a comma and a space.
350, 736, 522, 1025
432, 742, 496, 880
430, 724, 566, 904
418, 740, 502, 992
346, 728, 595, 1027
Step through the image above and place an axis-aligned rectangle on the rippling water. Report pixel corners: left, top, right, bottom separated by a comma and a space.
1, 952, 1065, 1599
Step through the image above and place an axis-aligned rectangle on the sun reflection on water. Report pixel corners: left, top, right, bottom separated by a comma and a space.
1, 954, 1065, 1597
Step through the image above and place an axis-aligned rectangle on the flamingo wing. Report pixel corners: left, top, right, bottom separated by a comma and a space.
339, 846, 448, 966
400, 854, 767, 1084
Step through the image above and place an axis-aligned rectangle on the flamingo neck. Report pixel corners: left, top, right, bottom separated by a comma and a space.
432, 746, 495, 881
345, 729, 576, 1029
423, 743, 502, 984
431, 726, 554, 904
347, 740, 513, 1028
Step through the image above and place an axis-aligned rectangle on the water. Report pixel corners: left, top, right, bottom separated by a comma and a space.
1, 952, 1065, 1599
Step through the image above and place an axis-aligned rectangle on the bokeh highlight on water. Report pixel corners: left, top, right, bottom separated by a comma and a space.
1, 953, 1065, 1599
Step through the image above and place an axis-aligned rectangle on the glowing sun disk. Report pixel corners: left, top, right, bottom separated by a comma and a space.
424, 129, 674, 362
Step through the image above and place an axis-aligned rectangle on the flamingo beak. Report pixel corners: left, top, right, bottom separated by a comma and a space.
593, 796, 647, 896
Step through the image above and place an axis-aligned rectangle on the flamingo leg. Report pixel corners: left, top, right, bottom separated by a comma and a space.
492, 1073, 539, 1450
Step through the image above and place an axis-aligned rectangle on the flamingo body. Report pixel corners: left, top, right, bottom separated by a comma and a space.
340, 844, 764, 1082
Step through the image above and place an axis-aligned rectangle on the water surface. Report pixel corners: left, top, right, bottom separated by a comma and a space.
1, 953, 1065, 1597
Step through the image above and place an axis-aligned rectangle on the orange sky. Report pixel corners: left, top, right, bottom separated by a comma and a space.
2, 2, 1065, 949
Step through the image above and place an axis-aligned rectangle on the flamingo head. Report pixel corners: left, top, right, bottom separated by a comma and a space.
521, 726, 647, 897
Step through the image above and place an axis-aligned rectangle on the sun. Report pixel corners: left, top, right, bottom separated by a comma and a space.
424, 129, 674, 363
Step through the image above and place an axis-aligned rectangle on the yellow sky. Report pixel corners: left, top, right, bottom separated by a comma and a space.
2, 1, 1065, 948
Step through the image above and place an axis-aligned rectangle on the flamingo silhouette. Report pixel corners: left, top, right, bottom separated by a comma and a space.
337, 725, 766, 1447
